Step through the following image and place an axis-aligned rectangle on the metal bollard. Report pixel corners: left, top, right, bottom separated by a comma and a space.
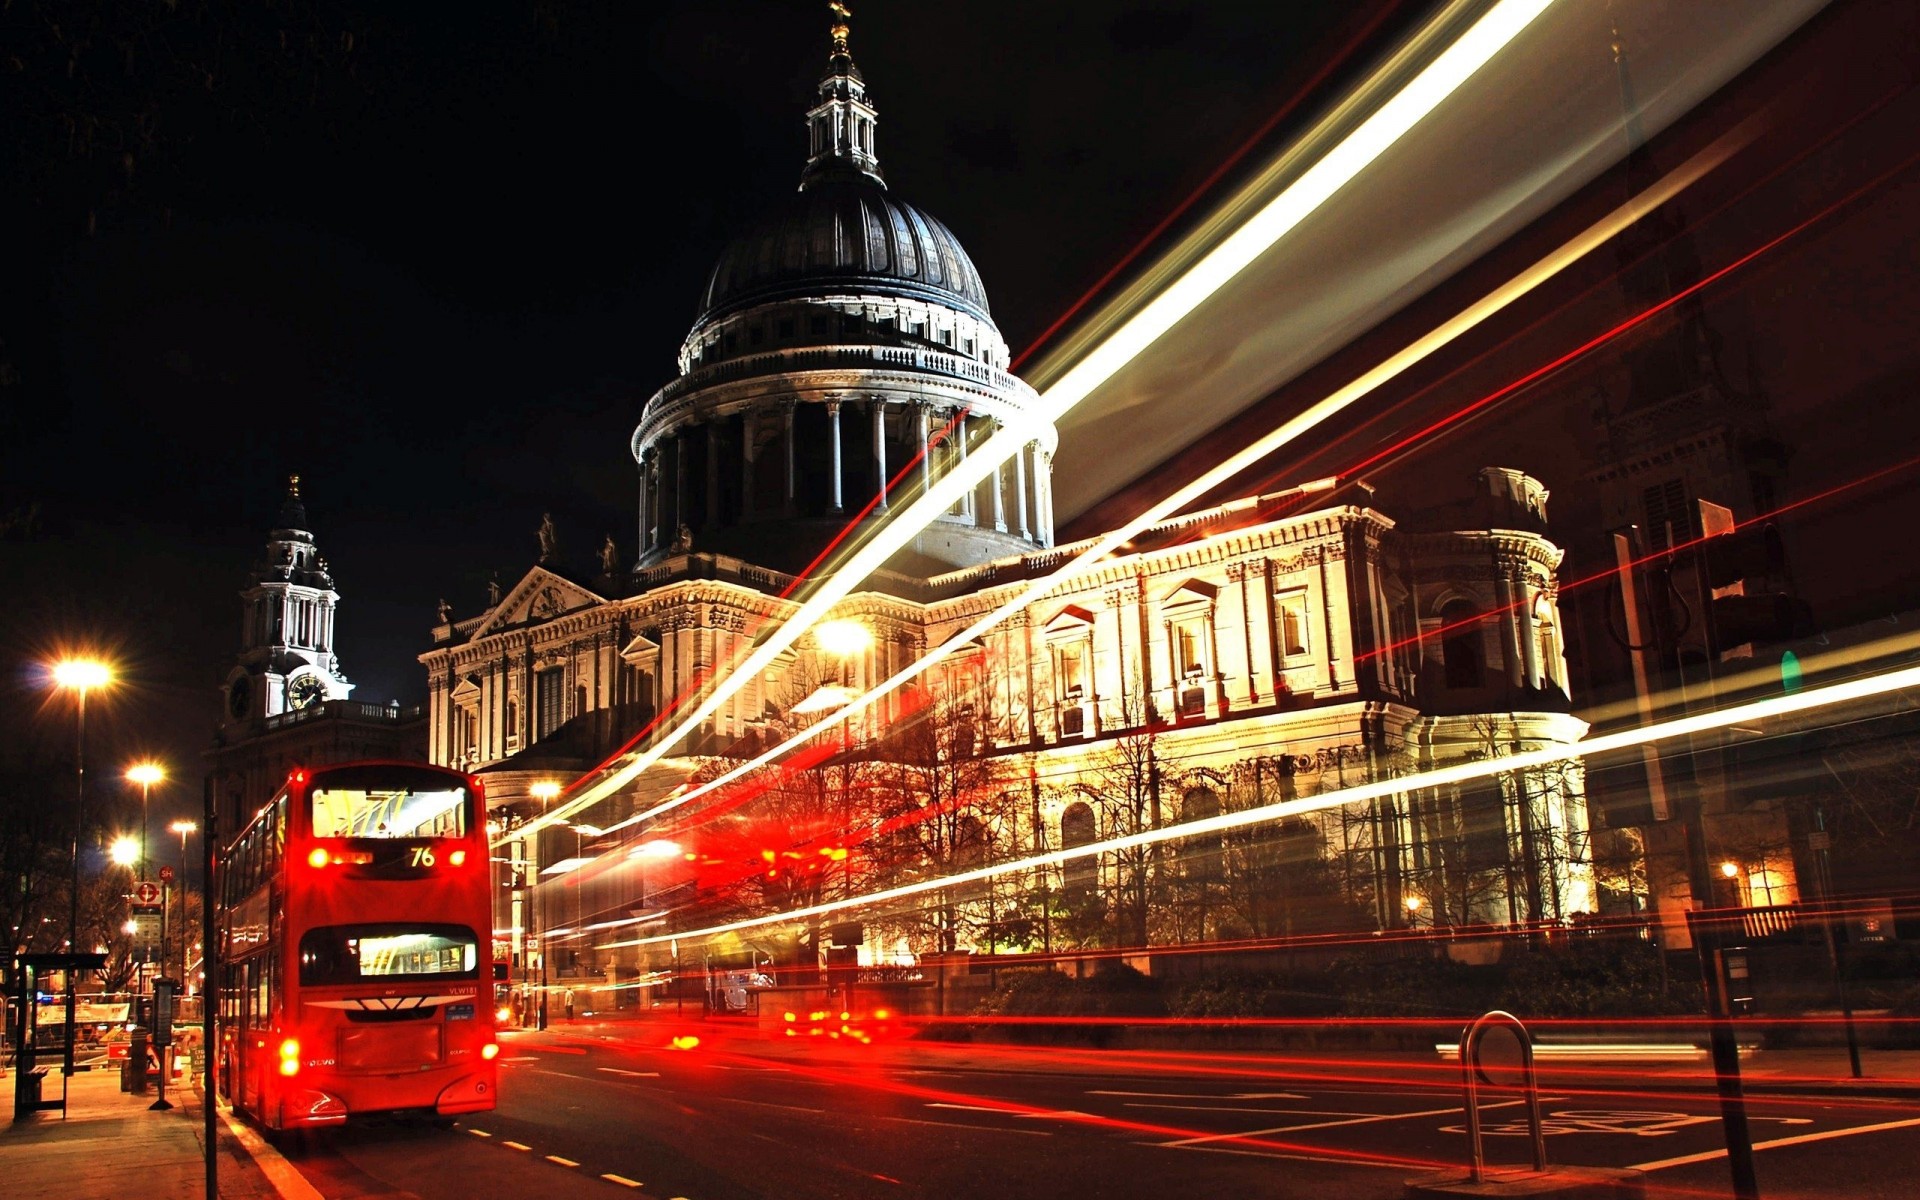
1459, 1010, 1545, 1181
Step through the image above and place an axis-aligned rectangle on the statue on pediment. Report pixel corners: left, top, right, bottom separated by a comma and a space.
538, 512, 559, 563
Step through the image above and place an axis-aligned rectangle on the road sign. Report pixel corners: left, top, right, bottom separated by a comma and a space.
158, 865, 175, 884
132, 881, 163, 908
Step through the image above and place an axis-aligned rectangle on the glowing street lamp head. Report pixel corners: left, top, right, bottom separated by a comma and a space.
1403, 895, 1423, 913
813, 619, 872, 658
51, 659, 112, 692
169, 820, 197, 837
529, 781, 562, 802
126, 763, 165, 787
109, 837, 139, 867
1720, 861, 1741, 879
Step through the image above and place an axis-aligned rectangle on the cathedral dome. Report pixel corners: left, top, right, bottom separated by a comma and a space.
694, 181, 992, 328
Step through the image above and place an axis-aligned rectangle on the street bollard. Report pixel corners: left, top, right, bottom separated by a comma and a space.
129, 1030, 150, 1094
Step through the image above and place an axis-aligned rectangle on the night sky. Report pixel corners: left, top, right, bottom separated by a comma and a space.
6, 0, 1918, 843
2, 1, 1387, 828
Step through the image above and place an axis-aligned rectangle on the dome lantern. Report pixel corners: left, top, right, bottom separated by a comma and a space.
801, 3, 884, 192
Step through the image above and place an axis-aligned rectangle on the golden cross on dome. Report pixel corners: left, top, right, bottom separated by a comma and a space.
288, 473, 301, 498
829, 2, 851, 56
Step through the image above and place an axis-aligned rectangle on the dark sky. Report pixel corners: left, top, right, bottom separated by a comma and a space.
7, 0, 1917, 843
1, 1, 1389, 827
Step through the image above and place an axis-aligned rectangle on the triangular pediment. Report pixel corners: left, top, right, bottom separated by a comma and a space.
470, 567, 607, 639
451, 675, 481, 701
1161, 578, 1219, 608
618, 633, 660, 663
1044, 604, 1095, 636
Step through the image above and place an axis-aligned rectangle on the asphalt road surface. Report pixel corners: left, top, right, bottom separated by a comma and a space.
278, 1026, 1920, 1199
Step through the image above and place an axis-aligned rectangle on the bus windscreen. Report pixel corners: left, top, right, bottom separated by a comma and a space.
312, 782, 467, 839
299, 923, 479, 986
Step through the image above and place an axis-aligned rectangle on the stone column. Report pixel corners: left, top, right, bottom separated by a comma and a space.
641, 451, 656, 560
740, 411, 757, 517
953, 410, 971, 519
782, 401, 798, 516
1013, 441, 1032, 539
1036, 449, 1055, 547
917, 401, 933, 500
990, 440, 1007, 532
673, 433, 687, 546
871, 399, 889, 512
826, 400, 844, 513
703, 420, 721, 529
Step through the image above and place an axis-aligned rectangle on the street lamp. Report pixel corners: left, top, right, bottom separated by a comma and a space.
170, 820, 197, 991
50, 657, 111, 1081
1404, 893, 1424, 929
109, 837, 139, 867
528, 781, 562, 1030
127, 763, 165, 879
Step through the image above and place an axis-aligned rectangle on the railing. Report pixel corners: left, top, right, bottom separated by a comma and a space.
1741, 904, 1800, 939
260, 699, 424, 732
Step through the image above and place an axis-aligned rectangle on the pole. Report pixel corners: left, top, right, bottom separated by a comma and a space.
202, 777, 218, 1200
142, 778, 153, 1002
64, 689, 86, 1086
1813, 805, 1863, 1078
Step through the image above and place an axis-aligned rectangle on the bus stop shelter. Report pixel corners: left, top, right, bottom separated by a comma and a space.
9, 951, 109, 1120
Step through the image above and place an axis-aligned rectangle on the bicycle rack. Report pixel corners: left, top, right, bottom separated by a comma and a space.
1459, 1009, 1547, 1181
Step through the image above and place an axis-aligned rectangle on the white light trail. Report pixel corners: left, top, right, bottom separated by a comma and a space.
595, 663, 1920, 950
597, 106, 1752, 833
500, 0, 1558, 848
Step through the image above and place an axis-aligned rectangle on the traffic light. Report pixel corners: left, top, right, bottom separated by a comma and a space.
1695, 502, 1814, 656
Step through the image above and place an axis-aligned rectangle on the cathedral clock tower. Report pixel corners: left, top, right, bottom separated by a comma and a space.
220, 475, 354, 732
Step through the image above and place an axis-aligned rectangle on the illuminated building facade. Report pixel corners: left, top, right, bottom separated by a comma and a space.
420, 19, 1596, 985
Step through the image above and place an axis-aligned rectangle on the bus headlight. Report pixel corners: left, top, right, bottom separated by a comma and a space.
308, 848, 330, 869
481, 1043, 499, 1061
278, 1038, 301, 1077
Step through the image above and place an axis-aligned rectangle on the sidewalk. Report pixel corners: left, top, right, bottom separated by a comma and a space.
0, 1069, 284, 1200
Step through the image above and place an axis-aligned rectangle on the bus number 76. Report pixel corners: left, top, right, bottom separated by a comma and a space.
409, 846, 437, 868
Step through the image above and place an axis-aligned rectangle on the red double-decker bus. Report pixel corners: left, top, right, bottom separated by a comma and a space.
215, 761, 499, 1132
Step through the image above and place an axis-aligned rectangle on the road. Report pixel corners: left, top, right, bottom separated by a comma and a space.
279, 1023, 1920, 1199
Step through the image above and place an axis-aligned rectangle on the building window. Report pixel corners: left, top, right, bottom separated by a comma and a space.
1171, 616, 1209, 681
1182, 787, 1223, 880
1533, 595, 1559, 689
1276, 589, 1311, 659
535, 667, 567, 740
1061, 802, 1097, 893
1440, 600, 1484, 689
1642, 478, 1697, 551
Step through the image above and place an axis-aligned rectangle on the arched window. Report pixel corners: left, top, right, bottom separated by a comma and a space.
1181, 787, 1223, 880
1061, 801, 1097, 893
1440, 600, 1484, 689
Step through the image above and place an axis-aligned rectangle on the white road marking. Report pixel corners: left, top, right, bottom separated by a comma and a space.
928, 1102, 1017, 1115
501, 1140, 532, 1151
468, 1128, 492, 1138
504, 1055, 540, 1062
1126, 1103, 1387, 1117
1163, 1097, 1526, 1147
1633, 1115, 1920, 1171
596, 1067, 662, 1077
601, 1173, 643, 1188
1164, 1141, 1415, 1171
547, 1155, 580, 1167
878, 1115, 1054, 1137
1089, 1090, 1308, 1101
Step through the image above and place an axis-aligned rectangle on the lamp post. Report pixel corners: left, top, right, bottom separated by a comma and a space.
170, 820, 197, 990
528, 780, 562, 1030
127, 763, 165, 996
51, 658, 111, 1081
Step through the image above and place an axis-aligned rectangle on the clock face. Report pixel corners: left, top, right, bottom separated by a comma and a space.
227, 676, 252, 719
287, 673, 326, 711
